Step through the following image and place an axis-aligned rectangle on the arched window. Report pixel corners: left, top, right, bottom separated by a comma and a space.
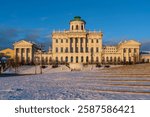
76, 56, 78, 63
61, 57, 63, 62
72, 25, 74, 30
86, 56, 89, 63
76, 25, 78, 30
81, 25, 83, 30
110, 57, 112, 62
71, 56, 73, 62
114, 57, 116, 62
65, 56, 68, 63
118, 57, 120, 62
106, 57, 109, 62
96, 57, 99, 62
81, 56, 84, 62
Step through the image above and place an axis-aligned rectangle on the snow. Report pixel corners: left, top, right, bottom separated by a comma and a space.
0, 64, 150, 100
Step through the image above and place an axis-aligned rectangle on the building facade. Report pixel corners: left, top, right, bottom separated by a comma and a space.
12, 16, 144, 65
102, 40, 141, 64
13, 40, 40, 64
0, 48, 14, 59
52, 16, 103, 64
141, 54, 150, 63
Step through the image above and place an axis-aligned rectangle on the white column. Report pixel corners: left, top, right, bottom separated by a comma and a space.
20, 48, 22, 63
73, 38, 75, 53
83, 38, 85, 53
126, 48, 129, 62
24, 48, 27, 64
68, 38, 70, 53
78, 38, 81, 53
30, 48, 32, 63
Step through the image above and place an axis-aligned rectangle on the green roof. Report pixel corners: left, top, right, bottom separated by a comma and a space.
70, 16, 86, 24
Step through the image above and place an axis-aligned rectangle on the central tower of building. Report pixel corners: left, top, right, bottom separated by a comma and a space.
52, 16, 103, 64
70, 16, 86, 32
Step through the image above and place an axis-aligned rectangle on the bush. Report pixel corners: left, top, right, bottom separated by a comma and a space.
96, 64, 102, 68
104, 65, 110, 68
52, 64, 58, 68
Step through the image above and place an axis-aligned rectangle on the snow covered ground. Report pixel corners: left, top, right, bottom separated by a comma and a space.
0, 64, 150, 100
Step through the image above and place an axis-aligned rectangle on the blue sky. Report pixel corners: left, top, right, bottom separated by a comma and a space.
0, 0, 150, 50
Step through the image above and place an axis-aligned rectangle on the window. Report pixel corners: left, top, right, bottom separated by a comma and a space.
65, 47, 68, 53
56, 39, 58, 43
76, 56, 78, 63
70, 47, 73, 53
80, 38, 83, 43
96, 39, 99, 43
75, 38, 78, 43
96, 47, 99, 52
96, 57, 99, 62
61, 57, 63, 62
61, 47, 63, 52
71, 56, 73, 62
72, 25, 73, 30
106, 57, 109, 62
81, 47, 83, 53
91, 39, 94, 43
91, 47, 93, 53
86, 56, 89, 63
81, 56, 84, 62
66, 39, 68, 43
118, 57, 120, 62
65, 56, 68, 62
114, 57, 116, 62
76, 47, 78, 53
86, 47, 88, 52
61, 39, 63, 43
110, 57, 112, 62
76, 25, 78, 30
81, 25, 83, 30
56, 48, 58, 53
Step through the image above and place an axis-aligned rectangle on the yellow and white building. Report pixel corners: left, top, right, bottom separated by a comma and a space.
52, 16, 103, 64
13, 16, 144, 65
0, 48, 14, 59
13, 40, 40, 64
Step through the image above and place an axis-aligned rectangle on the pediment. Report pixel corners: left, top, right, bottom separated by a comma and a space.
13, 40, 33, 46
120, 40, 141, 46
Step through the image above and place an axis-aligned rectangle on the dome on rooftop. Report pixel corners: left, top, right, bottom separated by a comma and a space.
70, 16, 86, 24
